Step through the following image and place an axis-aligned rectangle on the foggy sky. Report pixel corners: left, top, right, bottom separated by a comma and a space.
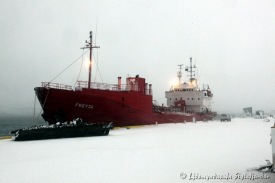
0, 0, 275, 116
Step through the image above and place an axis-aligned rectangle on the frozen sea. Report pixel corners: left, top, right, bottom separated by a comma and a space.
0, 117, 274, 183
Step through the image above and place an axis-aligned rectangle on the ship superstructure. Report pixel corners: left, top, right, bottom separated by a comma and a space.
165, 57, 213, 114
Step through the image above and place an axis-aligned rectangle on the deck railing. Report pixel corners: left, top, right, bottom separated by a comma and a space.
42, 82, 72, 90
41, 81, 152, 95
76, 81, 139, 91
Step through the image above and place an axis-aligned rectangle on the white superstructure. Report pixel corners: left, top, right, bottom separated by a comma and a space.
165, 57, 213, 113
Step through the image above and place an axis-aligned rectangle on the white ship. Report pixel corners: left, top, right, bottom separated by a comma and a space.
165, 57, 213, 114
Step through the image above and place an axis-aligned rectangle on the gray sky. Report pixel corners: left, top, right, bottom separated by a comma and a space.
0, 0, 275, 116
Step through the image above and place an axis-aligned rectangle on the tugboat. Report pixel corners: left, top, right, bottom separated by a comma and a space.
34, 31, 216, 127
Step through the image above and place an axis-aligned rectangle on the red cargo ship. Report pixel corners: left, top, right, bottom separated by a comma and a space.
35, 31, 216, 126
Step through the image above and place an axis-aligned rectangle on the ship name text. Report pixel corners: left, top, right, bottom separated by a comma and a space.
75, 103, 94, 109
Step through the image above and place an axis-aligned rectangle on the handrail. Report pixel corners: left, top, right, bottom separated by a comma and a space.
42, 82, 72, 90
41, 81, 152, 95
76, 81, 137, 91
77, 81, 152, 95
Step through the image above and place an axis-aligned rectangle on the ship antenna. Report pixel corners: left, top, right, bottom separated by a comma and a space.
177, 64, 183, 85
81, 31, 100, 89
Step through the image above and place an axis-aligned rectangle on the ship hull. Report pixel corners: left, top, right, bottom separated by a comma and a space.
35, 87, 215, 127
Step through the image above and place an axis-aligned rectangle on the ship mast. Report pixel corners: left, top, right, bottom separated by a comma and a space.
81, 31, 100, 89
185, 57, 196, 81
177, 64, 183, 85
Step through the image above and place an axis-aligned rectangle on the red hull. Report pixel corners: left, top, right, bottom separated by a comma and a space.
35, 86, 215, 127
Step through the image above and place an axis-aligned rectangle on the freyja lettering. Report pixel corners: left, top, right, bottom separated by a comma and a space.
75, 103, 93, 109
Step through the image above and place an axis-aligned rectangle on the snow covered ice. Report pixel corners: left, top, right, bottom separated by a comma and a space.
0, 117, 274, 183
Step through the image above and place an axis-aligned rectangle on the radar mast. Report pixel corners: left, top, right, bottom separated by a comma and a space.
177, 64, 183, 85
185, 57, 197, 82
185, 57, 198, 87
